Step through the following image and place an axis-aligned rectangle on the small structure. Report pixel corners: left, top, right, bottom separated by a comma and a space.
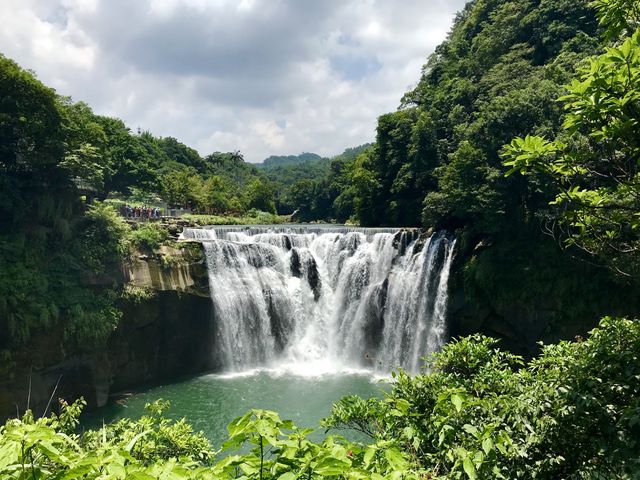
72, 177, 98, 203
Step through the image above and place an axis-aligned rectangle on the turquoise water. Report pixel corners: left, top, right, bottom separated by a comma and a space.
83, 370, 388, 448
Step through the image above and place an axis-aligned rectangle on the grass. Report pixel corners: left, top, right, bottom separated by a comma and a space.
181, 211, 290, 226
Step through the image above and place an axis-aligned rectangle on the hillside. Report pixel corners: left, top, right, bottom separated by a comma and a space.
257, 152, 324, 168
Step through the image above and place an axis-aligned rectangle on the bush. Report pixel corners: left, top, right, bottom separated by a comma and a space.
80, 202, 130, 273
129, 223, 170, 251
182, 212, 289, 226
324, 317, 640, 479
121, 283, 156, 304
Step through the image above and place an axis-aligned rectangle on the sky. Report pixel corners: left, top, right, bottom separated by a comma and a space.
0, 0, 466, 162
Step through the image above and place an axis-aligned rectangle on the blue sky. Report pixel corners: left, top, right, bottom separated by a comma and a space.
0, 0, 466, 162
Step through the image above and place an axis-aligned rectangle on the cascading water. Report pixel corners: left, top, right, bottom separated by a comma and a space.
180, 226, 456, 375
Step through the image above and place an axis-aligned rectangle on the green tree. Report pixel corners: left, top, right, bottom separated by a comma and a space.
160, 167, 203, 208
157, 136, 206, 172
244, 178, 276, 214
96, 116, 157, 197
286, 179, 316, 220
504, 0, 640, 275
58, 99, 107, 190
203, 175, 234, 214
423, 141, 503, 231
351, 149, 382, 226
0, 54, 69, 233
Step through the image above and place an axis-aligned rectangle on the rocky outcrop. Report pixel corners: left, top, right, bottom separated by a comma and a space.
444, 237, 640, 357
447, 289, 561, 356
108, 290, 215, 393
124, 243, 209, 296
0, 243, 214, 421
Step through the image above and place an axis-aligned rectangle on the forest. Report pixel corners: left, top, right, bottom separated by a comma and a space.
1, 0, 640, 478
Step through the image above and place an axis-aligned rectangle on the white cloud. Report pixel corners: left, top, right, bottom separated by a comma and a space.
0, 0, 467, 162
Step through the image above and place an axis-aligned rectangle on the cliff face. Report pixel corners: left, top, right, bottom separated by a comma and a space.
0, 243, 215, 421
124, 243, 209, 296
444, 237, 640, 357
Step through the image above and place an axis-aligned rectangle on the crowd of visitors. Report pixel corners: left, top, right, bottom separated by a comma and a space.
120, 204, 162, 219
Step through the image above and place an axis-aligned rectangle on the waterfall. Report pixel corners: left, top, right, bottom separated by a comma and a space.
181, 226, 456, 374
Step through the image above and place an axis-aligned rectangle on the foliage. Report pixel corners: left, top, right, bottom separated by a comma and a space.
423, 141, 503, 231
161, 168, 205, 209
182, 212, 289, 226
266, 145, 372, 222
95, 116, 157, 197
0, 398, 214, 479
324, 317, 640, 479
243, 178, 276, 214
1, 318, 638, 479
258, 152, 324, 168
313, 0, 600, 230
504, 0, 640, 275
0, 59, 126, 348
0, 398, 417, 478
593, 0, 640, 39
129, 223, 170, 252
79, 202, 130, 273
260, 157, 331, 215
82, 399, 213, 465
121, 283, 156, 304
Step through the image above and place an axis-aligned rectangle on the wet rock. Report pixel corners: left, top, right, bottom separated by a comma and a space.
283, 235, 292, 251
361, 278, 389, 365
290, 248, 302, 278
392, 229, 419, 257
265, 290, 292, 352
411, 230, 434, 255
305, 255, 322, 302
290, 249, 321, 301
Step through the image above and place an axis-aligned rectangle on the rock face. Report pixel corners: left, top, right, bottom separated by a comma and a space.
0, 243, 214, 421
447, 289, 559, 357
123, 244, 209, 296
108, 290, 215, 393
443, 238, 640, 358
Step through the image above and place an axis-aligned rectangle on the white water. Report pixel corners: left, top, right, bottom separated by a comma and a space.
180, 226, 456, 375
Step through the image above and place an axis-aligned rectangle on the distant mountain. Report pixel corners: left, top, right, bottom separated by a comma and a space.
258, 152, 324, 168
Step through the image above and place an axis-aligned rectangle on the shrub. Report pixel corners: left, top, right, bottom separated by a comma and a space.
324, 317, 640, 479
129, 223, 170, 251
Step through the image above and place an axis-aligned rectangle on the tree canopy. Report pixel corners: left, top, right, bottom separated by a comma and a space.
504, 0, 640, 276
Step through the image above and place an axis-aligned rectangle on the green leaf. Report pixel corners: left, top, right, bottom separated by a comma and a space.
314, 457, 351, 475
451, 394, 463, 412
482, 437, 494, 455
0, 442, 21, 471
363, 447, 376, 467
278, 472, 297, 480
384, 448, 407, 470
463, 456, 477, 480
126, 471, 156, 480
462, 424, 478, 436
125, 430, 152, 453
